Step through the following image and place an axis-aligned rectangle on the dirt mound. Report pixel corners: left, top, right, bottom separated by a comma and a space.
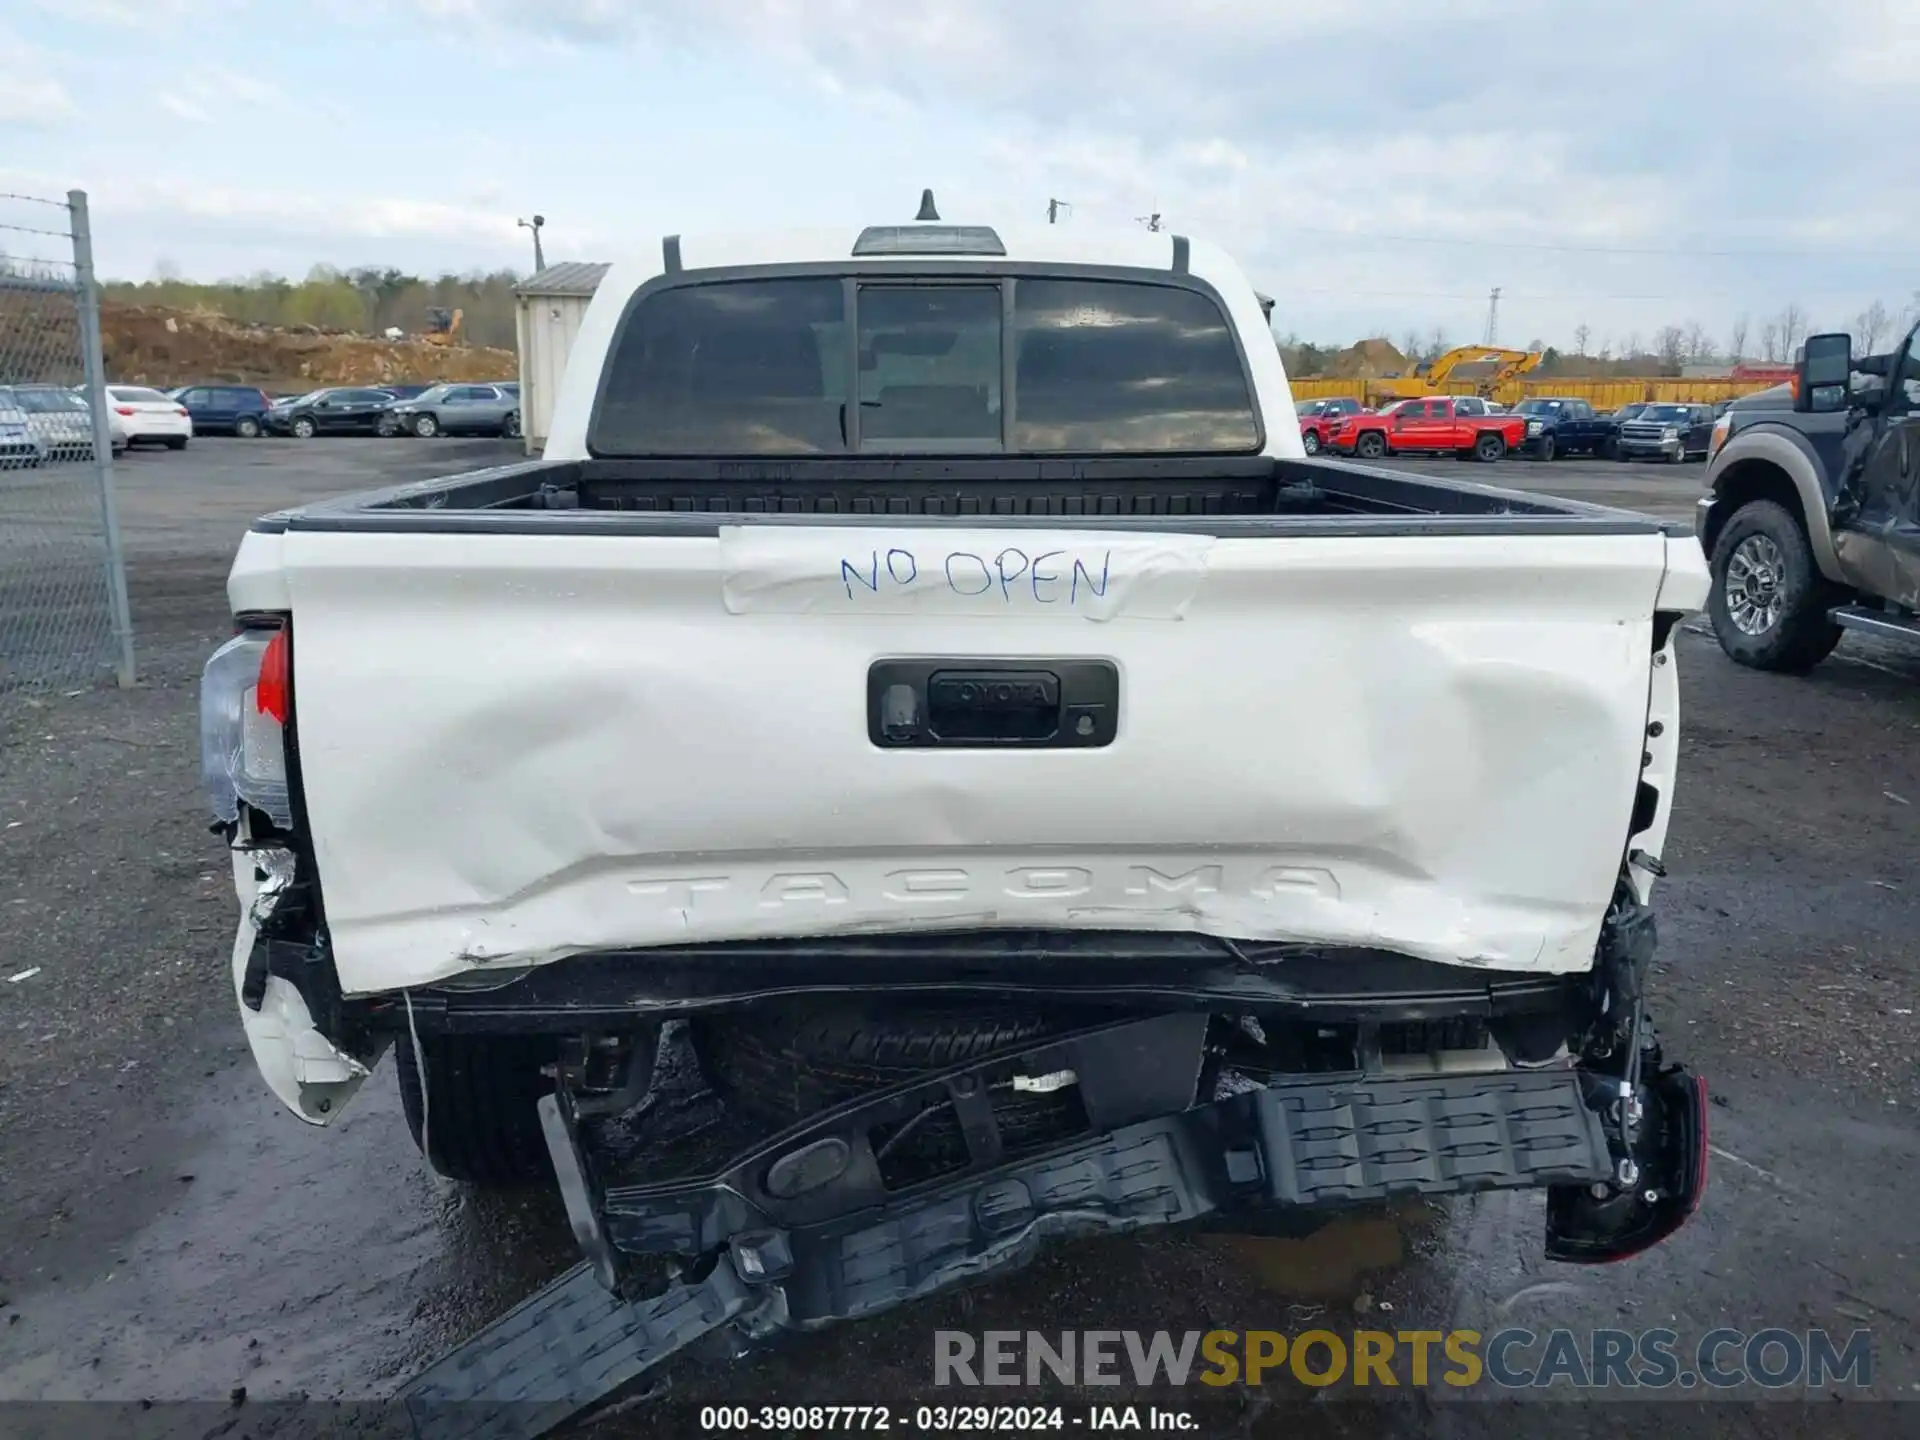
1326, 337, 1409, 379
99, 304, 517, 389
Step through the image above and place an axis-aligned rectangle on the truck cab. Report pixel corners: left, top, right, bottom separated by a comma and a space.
1696, 324, 1920, 670
1513, 396, 1615, 460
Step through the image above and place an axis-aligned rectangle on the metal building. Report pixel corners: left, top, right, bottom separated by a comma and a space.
513, 261, 609, 454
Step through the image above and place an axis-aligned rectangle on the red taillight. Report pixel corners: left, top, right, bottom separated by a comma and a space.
256, 629, 289, 724
175, 406, 189, 417
114, 405, 135, 416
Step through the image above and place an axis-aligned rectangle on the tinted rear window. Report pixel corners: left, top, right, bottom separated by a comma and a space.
1010, 279, 1256, 452
597, 278, 848, 455
591, 272, 1258, 457
112, 387, 172, 403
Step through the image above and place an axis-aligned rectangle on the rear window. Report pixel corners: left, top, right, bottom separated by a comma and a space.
591, 272, 1258, 457
15, 389, 87, 412
111, 386, 172, 403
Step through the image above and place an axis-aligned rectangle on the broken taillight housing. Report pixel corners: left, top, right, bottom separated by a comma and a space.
201, 623, 293, 828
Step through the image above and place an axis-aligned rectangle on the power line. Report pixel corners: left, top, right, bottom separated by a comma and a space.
1272, 223, 1912, 261
1284, 286, 1889, 302
1044, 196, 1907, 260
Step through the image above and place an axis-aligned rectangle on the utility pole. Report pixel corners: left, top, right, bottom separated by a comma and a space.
1136, 212, 1163, 233
1047, 198, 1071, 224
1484, 287, 1501, 346
517, 214, 547, 274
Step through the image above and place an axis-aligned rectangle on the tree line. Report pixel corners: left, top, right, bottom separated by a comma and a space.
97, 265, 525, 351
1280, 292, 1919, 379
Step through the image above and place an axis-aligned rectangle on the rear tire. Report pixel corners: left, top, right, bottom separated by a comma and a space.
1706, 500, 1845, 673
1474, 432, 1506, 463
235, 416, 261, 439
504, 411, 522, 440
396, 1033, 556, 1186
166, 436, 187, 450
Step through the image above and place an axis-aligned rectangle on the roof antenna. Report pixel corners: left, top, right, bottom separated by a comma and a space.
915, 188, 940, 222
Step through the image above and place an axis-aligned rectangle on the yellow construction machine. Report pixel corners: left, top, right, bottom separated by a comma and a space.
1422, 345, 1544, 395
422, 307, 464, 346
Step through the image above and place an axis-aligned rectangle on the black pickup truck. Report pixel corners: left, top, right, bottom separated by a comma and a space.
1695, 324, 1920, 670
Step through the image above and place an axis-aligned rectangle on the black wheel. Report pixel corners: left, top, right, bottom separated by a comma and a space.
503, 411, 522, 440
396, 1033, 556, 1185
692, 1003, 1107, 1167
1355, 431, 1387, 460
1301, 429, 1319, 455
290, 416, 317, 439
376, 415, 399, 437
1603, 437, 1620, 461
1535, 433, 1557, 462
166, 436, 188, 450
235, 416, 261, 439
1473, 432, 1506, 463
1707, 500, 1845, 673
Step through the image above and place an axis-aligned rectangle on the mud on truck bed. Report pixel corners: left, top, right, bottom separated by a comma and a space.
200, 211, 1711, 1433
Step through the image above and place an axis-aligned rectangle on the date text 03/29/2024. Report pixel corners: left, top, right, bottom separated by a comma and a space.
697, 1406, 1193, 1431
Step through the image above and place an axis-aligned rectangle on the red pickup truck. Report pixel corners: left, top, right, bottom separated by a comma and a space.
1294, 396, 1367, 455
1329, 396, 1526, 462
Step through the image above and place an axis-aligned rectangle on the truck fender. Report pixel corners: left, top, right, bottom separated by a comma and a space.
1704, 427, 1844, 583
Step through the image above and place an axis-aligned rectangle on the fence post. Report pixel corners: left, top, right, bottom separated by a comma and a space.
68, 189, 136, 688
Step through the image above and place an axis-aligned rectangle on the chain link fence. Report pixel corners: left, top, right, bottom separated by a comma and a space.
0, 189, 135, 701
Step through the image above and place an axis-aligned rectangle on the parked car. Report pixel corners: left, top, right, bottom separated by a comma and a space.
8, 384, 122, 460
1615, 403, 1716, 463
104, 385, 193, 449
373, 384, 437, 402
1512, 397, 1616, 459
201, 221, 1710, 1418
380, 382, 521, 438
0, 387, 48, 468
1294, 396, 1365, 455
170, 384, 275, 438
1328, 395, 1526, 461
1696, 323, 1920, 669
263, 387, 399, 438
1611, 402, 1653, 426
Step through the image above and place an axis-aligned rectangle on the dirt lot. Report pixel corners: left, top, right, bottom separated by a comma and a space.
1, 442, 1916, 1434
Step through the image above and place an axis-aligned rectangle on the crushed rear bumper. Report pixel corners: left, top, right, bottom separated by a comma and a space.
399, 1014, 1708, 1440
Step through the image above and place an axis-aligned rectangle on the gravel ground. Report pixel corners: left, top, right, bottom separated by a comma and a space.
1, 440, 1916, 1434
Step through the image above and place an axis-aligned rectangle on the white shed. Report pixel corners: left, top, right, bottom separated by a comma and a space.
514, 261, 609, 454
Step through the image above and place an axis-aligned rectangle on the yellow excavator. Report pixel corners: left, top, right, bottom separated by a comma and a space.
1421, 345, 1543, 396
421, 307, 464, 347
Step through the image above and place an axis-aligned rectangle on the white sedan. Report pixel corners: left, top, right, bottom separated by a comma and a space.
103, 385, 193, 449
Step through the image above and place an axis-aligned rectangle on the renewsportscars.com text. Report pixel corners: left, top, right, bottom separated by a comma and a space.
934, 1328, 1873, 1391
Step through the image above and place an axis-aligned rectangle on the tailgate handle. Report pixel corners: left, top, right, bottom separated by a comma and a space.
869, 658, 1118, 749
929, 671, 1059, 741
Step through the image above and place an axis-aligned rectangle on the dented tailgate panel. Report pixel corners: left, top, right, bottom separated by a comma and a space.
263, 524, 1678, 994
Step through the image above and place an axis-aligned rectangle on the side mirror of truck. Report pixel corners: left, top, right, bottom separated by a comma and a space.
1794, 333, 1851, 412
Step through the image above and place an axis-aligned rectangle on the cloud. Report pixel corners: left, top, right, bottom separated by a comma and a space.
0, 24, 79, 126
408, 0, 1917, 344
154, 65, 287, 126
0, 76, 78, 126
156, 91, 213, 124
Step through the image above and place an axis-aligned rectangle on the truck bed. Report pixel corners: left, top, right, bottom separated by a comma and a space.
251, 454, 1668, 537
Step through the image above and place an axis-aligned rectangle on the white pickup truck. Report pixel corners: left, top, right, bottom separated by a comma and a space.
202, 204, 1711, 1409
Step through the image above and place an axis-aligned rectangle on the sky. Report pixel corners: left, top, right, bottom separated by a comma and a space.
3, 0, 1917, 354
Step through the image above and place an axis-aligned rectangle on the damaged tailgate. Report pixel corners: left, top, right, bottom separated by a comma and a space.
261, 519, 1686, 994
